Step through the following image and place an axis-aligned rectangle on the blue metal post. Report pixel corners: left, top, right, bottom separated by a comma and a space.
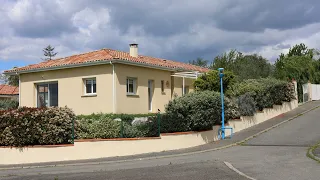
218, 68, 225, 139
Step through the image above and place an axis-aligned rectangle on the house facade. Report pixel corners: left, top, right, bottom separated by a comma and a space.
4, 44, 209, 115
0, 84, 19, 101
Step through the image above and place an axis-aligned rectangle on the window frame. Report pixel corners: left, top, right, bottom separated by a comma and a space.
84, 78, 97, 95
36, 81, 58, 108
126, 77, 137, 95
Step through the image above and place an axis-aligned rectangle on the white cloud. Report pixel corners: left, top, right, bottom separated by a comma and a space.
1, 0, 320, 64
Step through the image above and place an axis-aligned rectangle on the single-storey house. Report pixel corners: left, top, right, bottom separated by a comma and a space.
0, 84, 19, 101
4, 44, 209, 115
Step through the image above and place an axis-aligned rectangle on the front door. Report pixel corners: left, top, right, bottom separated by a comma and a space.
148, 80, 154, 112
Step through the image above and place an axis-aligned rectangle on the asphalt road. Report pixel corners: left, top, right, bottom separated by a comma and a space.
1, 105, 319, 180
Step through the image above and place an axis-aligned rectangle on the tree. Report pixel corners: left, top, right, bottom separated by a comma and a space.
43, 45, 58, 60
194, 70, 236, 93
211, 49, 241, 71
188, 58, 209, 68
1, 67, 19, 86
273, 43, 317, 102
211, 50, 273, 81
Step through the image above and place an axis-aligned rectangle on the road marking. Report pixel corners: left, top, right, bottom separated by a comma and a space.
0, 103, 319, 170
224, 161, 257, 180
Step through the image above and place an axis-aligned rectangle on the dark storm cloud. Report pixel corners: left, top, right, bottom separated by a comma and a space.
1, 0, 320, 62
6, 0, 78, 38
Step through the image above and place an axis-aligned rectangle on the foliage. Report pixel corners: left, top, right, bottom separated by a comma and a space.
211, 50, 273, 81
1, 66, 19, 86
162, 91, 239, 132
188, 57, 209, 68
0, 99, 19, 110
77, 113, 160, 139
77, 117, 120, 139
194, 70, 236, 92
273, 43, 318, 102
43, 45, 58, 60
77, 113, 156, 124
0, 106, 76, 147
236, 92, 257, 116
228, 78, 295, 111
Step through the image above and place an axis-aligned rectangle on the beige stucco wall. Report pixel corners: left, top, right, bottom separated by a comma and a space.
20, 65, 113, 115
0, 99, 298, 165
19, 63, 197, 115
115, 64, 174, 114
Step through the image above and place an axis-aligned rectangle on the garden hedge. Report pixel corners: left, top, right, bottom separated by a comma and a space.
227, 78, 295, 112
0, 99, 19, 110
161, 91, 239, 133
0, 106, 75, 147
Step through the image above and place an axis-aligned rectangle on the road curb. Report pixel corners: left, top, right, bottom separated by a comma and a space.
1, 104, 320, 170
307, 141, 320, 163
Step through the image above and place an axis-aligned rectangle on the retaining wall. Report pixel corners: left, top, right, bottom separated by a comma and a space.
0, 100, 298, 165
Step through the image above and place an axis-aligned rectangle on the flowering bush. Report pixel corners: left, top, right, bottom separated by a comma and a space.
0, 106, 76, 147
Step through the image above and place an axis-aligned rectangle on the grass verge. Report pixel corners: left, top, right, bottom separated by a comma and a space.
306, 141, 320, 163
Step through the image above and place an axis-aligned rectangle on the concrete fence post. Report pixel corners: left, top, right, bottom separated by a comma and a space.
308, 81, 312, 101
292, 79, 298, 100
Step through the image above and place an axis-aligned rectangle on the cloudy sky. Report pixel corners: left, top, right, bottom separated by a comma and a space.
1, 0, 320, 72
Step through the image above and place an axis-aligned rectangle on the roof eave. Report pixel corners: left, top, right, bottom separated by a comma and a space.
3, 58, 205, 75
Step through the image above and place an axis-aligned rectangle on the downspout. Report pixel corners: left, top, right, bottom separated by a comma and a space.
110, 61, 115, 113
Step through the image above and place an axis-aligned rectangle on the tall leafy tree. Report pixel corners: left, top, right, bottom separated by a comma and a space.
43, 45, 58, 60
188, 58, 209, 68
1, 67, 19, 86
211, 50, 273, 81
194, 70, 236, 93
273, 43, 317, 102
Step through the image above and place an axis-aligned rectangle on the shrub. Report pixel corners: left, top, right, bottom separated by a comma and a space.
122, 122, 146, 138
163, 91, 239, 132
0, 99, 19, 110
0, 106, 76, 147
77, 113, 156, 124
77, 117, 120, 139
228, 78, 295, 111
236, 92, 257, 116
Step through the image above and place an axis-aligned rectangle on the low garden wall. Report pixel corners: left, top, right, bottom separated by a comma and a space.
0, 99, 298, 165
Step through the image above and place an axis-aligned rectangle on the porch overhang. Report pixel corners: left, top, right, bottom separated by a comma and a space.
170, 71, 203, 79
171, 71, 204, 95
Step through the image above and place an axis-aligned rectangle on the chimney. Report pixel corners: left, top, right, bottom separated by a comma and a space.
129, 43, 138, 57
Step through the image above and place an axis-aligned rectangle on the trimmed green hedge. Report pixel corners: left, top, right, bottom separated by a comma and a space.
0, 106, 75, 147
77, 113, 156, 124
228, 78, 295, 112
76, 115, 159, 139
0, 99, 19, 110
160, 91, 239, 133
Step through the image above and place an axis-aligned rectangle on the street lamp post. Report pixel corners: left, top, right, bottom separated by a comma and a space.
218, 68, 225, 139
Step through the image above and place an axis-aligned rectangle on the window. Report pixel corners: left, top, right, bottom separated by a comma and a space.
84, 78, 96, 95
161, 80, 165, 93
37, 82, 58, 108
127, 77, 137, 94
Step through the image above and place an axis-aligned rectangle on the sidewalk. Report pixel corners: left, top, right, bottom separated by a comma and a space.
1, 100, 320, 169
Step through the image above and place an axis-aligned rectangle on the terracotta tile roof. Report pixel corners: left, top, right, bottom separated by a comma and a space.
0, 84, 19, 95
4, 48, 210, 73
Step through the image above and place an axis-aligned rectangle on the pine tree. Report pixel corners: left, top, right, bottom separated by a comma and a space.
43, 45, 58, 60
